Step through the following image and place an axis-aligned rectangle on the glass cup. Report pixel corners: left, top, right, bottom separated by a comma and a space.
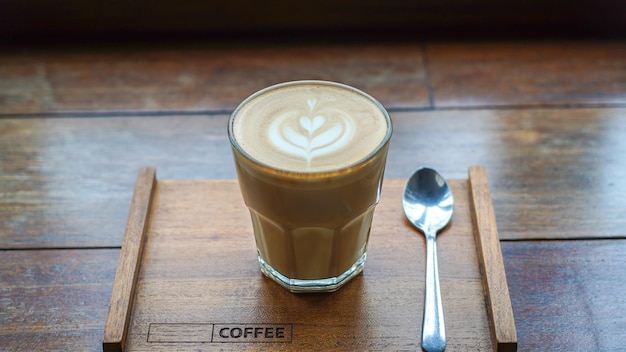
228, 80, 392, 293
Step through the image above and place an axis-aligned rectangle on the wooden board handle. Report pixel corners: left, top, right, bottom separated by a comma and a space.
469, 166, 518, 352
102, 167, 157, 352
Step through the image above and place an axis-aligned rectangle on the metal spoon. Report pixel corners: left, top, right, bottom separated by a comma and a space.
402, 167, 454, 352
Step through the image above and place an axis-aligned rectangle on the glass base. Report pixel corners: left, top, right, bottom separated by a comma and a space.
258, 253, 367, 293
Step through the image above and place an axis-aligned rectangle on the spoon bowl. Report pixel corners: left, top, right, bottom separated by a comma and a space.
403, 167, 454, 233
402, 167, 454, 352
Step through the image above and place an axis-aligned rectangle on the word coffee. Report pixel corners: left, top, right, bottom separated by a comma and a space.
147, 323, 293, 343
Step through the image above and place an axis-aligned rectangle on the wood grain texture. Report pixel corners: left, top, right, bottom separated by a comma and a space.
0, 115, 233, 248
426, 41, 626, 108
4, 41, 624, 115
388, 108, 626, 240
2, 242, 623, 351
502, 240, 626, 351
103, 167, 156, 352
0, 43, 427, 114
2, 40, 626, 352
0, 249, 118, 352
2, 107, 625, 248
113, 177, 505, 351
469, 166, 516, 352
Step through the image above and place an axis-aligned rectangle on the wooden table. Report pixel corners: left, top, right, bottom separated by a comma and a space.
1, 39, 625, 351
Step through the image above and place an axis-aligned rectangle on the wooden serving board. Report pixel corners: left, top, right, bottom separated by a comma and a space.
103, 166, 516, 352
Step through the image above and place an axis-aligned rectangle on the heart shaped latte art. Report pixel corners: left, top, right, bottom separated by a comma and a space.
268, 99, 354, 166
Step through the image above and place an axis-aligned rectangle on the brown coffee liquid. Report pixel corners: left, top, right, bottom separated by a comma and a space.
230, 81, 391, 281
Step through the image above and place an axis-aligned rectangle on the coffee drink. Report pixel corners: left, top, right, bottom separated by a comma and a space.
229, 81, 392, 292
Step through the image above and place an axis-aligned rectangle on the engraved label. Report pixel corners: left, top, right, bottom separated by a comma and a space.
147, 323, 293, 343
147, 323, 214, 343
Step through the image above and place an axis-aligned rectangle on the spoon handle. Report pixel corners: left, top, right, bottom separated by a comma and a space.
422, 233, 446, 352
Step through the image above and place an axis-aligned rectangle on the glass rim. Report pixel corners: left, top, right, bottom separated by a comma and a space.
228, 80, 393, 177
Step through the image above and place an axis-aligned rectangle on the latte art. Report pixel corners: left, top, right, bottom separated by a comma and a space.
269, 99, 355, 166
230, 81, 390, 173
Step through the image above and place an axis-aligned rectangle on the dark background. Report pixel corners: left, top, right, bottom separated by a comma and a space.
1, 0, 625, 44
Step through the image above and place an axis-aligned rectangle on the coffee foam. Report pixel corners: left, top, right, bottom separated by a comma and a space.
231, 82, 390, 173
